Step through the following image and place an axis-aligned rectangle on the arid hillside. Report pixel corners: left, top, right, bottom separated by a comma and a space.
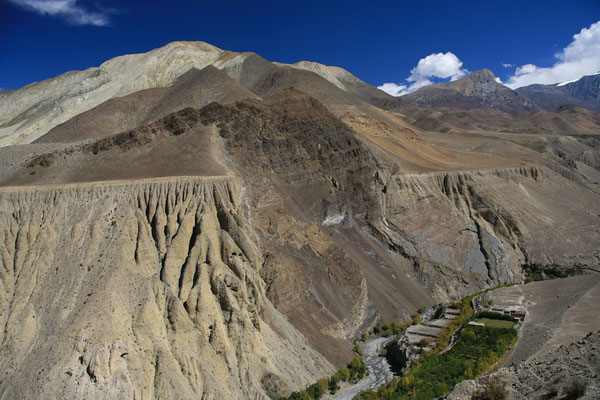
1, 41, 599, 399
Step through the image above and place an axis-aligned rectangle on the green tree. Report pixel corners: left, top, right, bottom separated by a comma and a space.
411, 313, 422, 324
306, 381, 324, 399
333, 367, 350, 382
373, 323, 381, 334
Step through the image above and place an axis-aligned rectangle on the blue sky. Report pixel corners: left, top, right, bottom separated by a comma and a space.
1, 0, 599, 94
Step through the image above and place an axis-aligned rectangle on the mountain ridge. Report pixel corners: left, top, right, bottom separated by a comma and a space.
0, 41, 394, 146
401, 68, 540, 114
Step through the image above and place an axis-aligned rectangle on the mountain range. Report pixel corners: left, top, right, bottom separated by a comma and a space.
0, 41, 598, 399
515, 72, 600, 111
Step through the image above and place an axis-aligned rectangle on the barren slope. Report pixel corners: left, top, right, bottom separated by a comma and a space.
36, 66, 259, 144
276, 60, 394, 104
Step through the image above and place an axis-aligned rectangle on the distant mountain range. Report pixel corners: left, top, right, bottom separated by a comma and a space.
400, 69, 600, 114
516, 73, 600, 111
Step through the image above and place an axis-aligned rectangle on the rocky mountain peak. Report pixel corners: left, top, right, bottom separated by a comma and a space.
468, 68, 496, 83
402, 67, 540, 114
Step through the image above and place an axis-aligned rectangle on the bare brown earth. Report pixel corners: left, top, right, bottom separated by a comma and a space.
0, 91, 437, 384
35, 66, 259, 144
0, 177, 334, 399
341, 112, 530, 173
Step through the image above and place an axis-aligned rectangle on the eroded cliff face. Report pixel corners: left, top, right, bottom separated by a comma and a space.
0, 177, 333, 399
370, 166, 600, 301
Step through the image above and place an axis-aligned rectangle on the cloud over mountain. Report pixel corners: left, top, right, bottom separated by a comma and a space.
506, 20, 600, 89
378, 52, 468, 96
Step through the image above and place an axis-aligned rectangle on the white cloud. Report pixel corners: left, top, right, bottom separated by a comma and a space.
378, 52, 468, 96
506, 20, 600, 89
501, 63, 515, 68
514, 64, 537, 75
495, 77, 502, 84
377, 82, 407, 97
8, 0, 111, 26
409, 52, 467, 81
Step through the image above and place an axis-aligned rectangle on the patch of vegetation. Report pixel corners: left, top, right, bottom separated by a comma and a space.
382, 320, 412, 337
472, 319, 515, 329
411, 313, 422, 324
434, 294, 476, 353
476, 311, 515, 322
373, 323, 382, 334
357, 292, 518, 400
418, 305, 427, 314
472, 376, 509, 400
523, 263, 582, 282
353, 342, 364, 356
481, 298, 494, 307
358, 325, 516, 400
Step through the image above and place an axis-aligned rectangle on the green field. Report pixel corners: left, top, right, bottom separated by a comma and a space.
357, 297, 518, 400
473, 318, 515, 329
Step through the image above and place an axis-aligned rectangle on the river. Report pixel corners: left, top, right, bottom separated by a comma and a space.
327, 336, 395, 400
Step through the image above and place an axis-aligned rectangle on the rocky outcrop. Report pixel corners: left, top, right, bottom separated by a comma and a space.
384, 336, 420, 375
0, 178, 333, 399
